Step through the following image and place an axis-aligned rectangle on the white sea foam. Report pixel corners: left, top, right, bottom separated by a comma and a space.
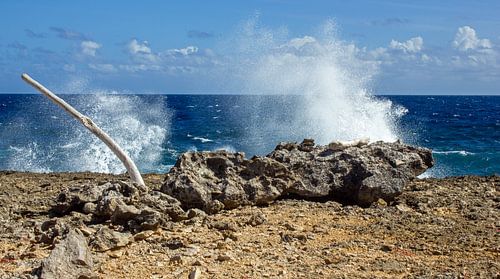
222, 17, 402, 145
193, 136, 213, 143
8, 143, 52, 173
8, 89, 170, 174
214, 145, 237, 153
433, 150, 474, 156
67, 93, 170, 173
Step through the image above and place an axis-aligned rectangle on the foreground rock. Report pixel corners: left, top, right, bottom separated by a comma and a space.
163, 139, 433, 212
0, 172, 498, 278
39, 229, 94, 279
52, 181, 188, 234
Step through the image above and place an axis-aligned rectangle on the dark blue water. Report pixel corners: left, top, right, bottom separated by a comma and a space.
0, 94, 498, 177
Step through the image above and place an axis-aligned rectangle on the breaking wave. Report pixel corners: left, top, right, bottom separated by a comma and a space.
7, 89, 170, 173
221, 17, 403, 145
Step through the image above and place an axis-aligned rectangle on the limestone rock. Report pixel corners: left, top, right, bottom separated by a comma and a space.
89, 227, 131, 252
162, 151, 298, 213
40, 229, 94, 279
162, 139, 433, 208
51, 181, 188, 233
268, 140, 433, 205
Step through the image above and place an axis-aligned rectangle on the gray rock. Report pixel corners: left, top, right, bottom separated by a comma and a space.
162, 139, 433, 208
50, 180, 187, 233
89, 226, 131, 252
40, 229, 94, 279
52, 183, 111, 215
162, 151, 298, 213
269, 140, 433, 205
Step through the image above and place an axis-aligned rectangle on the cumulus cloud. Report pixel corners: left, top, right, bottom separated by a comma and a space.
127, 39, 152, 54
389, 37, 423, 53
127, 39, 158, 63
165, 46, 198, 56
81, 40, 101, 56
452, 26, 492, 51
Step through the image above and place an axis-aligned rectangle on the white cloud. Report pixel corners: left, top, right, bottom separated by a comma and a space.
165, 46, 199, 56
127, 39, 158, 62
119, 64, 162, 73
81, 40, 101, 56
127, 39, 152, 54
453, 26, 492, 51
389, 36, 423, 53
89, 63, 117, 73
63, 64, 76, 72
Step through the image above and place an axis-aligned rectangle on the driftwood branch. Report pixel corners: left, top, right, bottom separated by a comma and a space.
21, 73, 145, 187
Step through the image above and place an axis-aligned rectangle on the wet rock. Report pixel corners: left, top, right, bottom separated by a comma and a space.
40, 229, 94, 279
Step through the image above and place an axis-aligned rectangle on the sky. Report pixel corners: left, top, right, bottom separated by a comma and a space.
1, 0, 499, 95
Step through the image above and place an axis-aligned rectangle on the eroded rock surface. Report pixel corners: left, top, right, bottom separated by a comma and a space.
39, 229, 94, 279
162, 139, 433, 211
269, 140, 434, 205
53, 181, 187, 233
162, 152, 300, 213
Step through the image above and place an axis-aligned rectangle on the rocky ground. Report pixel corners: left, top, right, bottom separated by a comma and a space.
0, 171, 498, 278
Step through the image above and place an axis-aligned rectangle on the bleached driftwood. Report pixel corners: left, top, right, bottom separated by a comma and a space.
21, 73, 145, 187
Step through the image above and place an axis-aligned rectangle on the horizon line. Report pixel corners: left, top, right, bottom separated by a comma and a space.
1, 92, 499, 96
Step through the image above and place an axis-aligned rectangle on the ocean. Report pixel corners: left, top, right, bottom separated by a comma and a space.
0, 94, 498, 177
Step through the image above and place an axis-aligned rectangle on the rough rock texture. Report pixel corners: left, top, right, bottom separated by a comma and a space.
269, 139, 434, 205
52, 181, 187, 233
39, 229, 94, 279
162, 152, 299, 213
0, 172, 498, 278
162, 140, 433, 211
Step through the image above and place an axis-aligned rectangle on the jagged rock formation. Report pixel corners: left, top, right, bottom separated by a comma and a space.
52, 181, 189, 233
39, 229, 94, 279
30, 139, 433, 277
162, 139, 433, 212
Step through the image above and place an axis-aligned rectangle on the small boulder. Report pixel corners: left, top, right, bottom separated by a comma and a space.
40, 229, 94, 279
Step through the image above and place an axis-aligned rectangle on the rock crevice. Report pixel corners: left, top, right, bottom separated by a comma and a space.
162, 139, 433, 212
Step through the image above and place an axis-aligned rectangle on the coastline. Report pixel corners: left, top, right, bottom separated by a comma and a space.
0, 171, 498, 278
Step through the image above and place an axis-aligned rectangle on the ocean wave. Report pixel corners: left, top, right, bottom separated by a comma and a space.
193, 137, 213, 143
59, 142, 81, 149
433, 150, 474, 156
213, 145, 237, 153
6, 93, 171, 174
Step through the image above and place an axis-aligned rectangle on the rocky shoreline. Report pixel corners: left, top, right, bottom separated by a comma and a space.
0, 140, 498, 278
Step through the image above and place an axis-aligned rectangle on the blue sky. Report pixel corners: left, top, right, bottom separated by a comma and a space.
1, 0, 499, 94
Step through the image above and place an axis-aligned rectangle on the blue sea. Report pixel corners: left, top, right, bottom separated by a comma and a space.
0, 94, 498, 177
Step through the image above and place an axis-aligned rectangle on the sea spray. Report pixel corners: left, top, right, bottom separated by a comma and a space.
221, 18, 404, 146
6, 90, 171, 173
